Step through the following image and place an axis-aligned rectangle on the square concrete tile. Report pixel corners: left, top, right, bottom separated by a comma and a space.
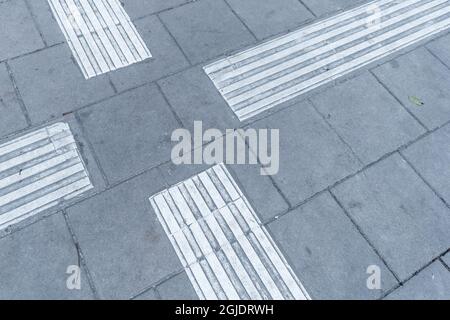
372, 48, 450, 129
402, 124, 450, 205
386, 261, 450, 300
301, 0, 368, 16
252, 102, 361, 206
25, 0, 65, 46
268, 192, 398, 299
78, 84, 179, 184
121, 0, 189, 19
109, 15, 190, 92
311, 72, 425, 164
0, 62, 28, 138
427, 33, 450, 68
159, 0, 255, 64
0, 0, 44, 61
66, 169, 182, 299
226, 0, 313, 40
9, 44, 115, 124
333, 154, 450, 281
160, 160, 289, 223
156, 272, 198, 300
0, 213, 93, 299
158, 66, 239, 132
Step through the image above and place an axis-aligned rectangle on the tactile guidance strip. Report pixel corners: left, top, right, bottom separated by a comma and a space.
204, 0, 450, 121
0, 123, 93, 230
149, 163, 309, 300
48, 0, 152, 79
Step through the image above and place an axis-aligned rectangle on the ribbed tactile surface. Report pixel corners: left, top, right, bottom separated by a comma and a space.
150, 163, 309, 300
204, 0, 450, 121
48, 0, 152, 79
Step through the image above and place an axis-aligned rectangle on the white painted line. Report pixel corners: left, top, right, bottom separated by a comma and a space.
0, 123, 93, 230
47, 0, 152, 79
149, 164, 310, 300
204, 0, 450, 121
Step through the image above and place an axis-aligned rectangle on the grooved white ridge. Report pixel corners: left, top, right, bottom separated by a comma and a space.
48, 0, 152, 79
204, 0, 450, 121
0, 123, 93, 230
149, 163, 310, 300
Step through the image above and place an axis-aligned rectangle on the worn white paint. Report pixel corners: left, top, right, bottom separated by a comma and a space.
0, 123, 93, 230
204, 0, 450, 121
149, 163, 310, 300
48, 0, 152, 79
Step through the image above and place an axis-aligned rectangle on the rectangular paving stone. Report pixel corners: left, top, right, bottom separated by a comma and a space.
204, 0, 450, 121
268, 192, 398, 299
386, 261, 450, 299
159, 0, 255, 65
0, 0, 44, 61
9, 44, 115, 124
0, 62, 28, 138
226, 0, 314, 40
402, 124, 450, 205
333, 154, 450, 281
311, 72, 425, 164
26, 0, 66, 46
0, 213, 93, 299
150, 163, 310, 300
251, 101, 361, 206
120, 0, 189, 19
372, 47, 450, 129
47, 0, 152, 79
427, 32, 450, 66
0, 122, 93, 231
66, 168, 182, 299
156, 272, 198, 300
78, 84, 179, 184
109, 15, 190, 92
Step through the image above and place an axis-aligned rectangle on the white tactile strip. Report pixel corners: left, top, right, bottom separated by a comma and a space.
204, 0, 450, 121
48, 0, 152, 79
0, 123, 93, 230
149, 164, 310, 300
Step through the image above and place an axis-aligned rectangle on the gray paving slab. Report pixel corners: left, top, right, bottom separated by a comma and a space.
159, 0, 255, 65
386, 261, 450, 300
372, 47, 450, 130
0, 0, 44, 61
251, 101, 361, 206
25, 0, 65, 46
121, 0, 189, 19
108, 15, 190, 92
442, 253, 450, 268
160, 160, 289, 222
9, 44, 115, 124
66, 168, 182, 299
426, 33, 450, 68
268, 192, 398, 299
311, 72, 425, 165
402, 124, 450, 206
0, 213, 93, 299
0, 62, 28, 139
332, 154, 450, 281
226, 0, 314, 40
301, 0, 369, 17
156, 272, 198, 300
158, 66, 240, 132
78, 84, 179, 184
